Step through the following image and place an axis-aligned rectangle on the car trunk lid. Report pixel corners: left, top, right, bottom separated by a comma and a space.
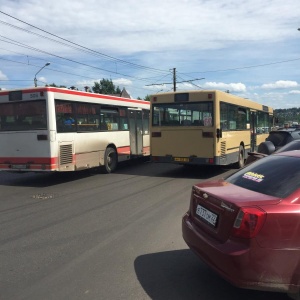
189, 179, 281, 243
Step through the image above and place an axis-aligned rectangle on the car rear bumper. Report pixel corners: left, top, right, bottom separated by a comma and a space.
182, 213, 300, 294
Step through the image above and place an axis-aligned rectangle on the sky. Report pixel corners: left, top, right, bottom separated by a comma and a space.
0, 0, 300, 109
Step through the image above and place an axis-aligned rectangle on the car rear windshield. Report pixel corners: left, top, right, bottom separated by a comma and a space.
266, 131, 294, 147
226, 155, 300, 198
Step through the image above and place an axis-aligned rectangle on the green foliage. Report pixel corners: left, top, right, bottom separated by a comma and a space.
137, 95, 150, 101
92, 79, 121, 95
274, 107, 300, 124
144, 95, 151, 102
46, 83, 67, 88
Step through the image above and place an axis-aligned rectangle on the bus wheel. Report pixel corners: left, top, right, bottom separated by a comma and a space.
236, 146, 245, 168
104, 147, 118, 173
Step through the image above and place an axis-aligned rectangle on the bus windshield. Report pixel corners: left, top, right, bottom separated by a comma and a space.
152, 102, 213, 127
0, 100, 47, 131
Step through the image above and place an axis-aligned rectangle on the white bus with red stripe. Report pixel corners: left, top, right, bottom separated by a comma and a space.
0, 87, 150, 173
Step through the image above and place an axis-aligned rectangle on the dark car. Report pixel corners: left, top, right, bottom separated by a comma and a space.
245, 128, 300, 165
246, 139, 300, 165
182, 150, 300, 298
263, 128, 300, 153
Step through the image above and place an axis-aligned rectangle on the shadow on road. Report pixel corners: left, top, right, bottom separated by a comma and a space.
115, 158, 236, 180
0, 159, 236, 187
0, 168, 97, 187
134, 249, 289, 300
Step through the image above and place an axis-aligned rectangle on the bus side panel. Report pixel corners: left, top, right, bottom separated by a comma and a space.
217, 131, 251, 165
56, 131, 132, 171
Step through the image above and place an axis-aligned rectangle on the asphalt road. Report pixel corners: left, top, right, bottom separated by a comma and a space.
0, 161, 290, 300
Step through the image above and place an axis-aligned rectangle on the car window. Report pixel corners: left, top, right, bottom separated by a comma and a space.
226, 155, 300, 198
291, 131, 300, 140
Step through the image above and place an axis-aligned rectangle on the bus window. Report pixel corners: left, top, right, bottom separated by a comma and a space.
0, 100, 47, 131
55, 100, 76, 132
236, 107, 248, 130
76, 103, 100, 132
100, 107, 119, 131
119, 108, 128, 130
221, 103, 249, 131
152, 102, 213, 127
257, 111, 270, 134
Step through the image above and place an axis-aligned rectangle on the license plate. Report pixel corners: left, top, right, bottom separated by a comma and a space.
196, 204, 218, 227
174, 157, 189, 162
11, 164, 27, 169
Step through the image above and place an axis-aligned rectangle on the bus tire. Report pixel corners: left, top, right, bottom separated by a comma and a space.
104, 147, 118, 173
236, 145, 245, 169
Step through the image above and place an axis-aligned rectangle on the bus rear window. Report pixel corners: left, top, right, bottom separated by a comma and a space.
0, 100, 47, 131
152, 102, 213, 127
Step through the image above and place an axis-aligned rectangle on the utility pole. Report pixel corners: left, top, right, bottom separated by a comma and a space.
145, 68, 204, 91
173, 68, 176, 92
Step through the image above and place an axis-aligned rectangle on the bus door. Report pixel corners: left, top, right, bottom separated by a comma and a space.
250, 111, 257, 151
128, 109, 143, 155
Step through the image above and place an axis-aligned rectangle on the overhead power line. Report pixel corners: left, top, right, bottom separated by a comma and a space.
0, 11, 169, 74
181, 58, 300, 76
0, 35, 155, 82
1, 10, 299, 94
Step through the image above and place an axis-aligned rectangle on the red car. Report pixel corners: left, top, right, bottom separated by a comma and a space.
182, 150, 300, 298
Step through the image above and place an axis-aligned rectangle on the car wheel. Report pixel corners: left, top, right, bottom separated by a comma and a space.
104, 147, 118, 173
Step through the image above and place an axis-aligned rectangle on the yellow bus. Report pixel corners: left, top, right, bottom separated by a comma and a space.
150, 90, 273, 168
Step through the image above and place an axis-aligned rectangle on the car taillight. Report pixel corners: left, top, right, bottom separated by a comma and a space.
231, 207, 266, 239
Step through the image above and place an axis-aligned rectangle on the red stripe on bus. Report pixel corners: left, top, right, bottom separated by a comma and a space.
143, 146, 150, 155
18, 87, 150, 106
117, 146, 131, 155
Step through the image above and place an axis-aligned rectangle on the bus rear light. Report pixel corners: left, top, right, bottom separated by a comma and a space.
208, 158, 214, 164
152, 132, 161, 137
37, 134, 48, 140
231, 207, 266, 239
202, 132, 213, 138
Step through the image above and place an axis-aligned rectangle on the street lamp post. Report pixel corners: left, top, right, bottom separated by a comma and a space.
34, 62, 50, 87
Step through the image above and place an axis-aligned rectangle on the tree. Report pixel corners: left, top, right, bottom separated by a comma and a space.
92, 79, 121, 95
137, 95, 151, 101
144, 95, 151, 102
46, 83, 67, 88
